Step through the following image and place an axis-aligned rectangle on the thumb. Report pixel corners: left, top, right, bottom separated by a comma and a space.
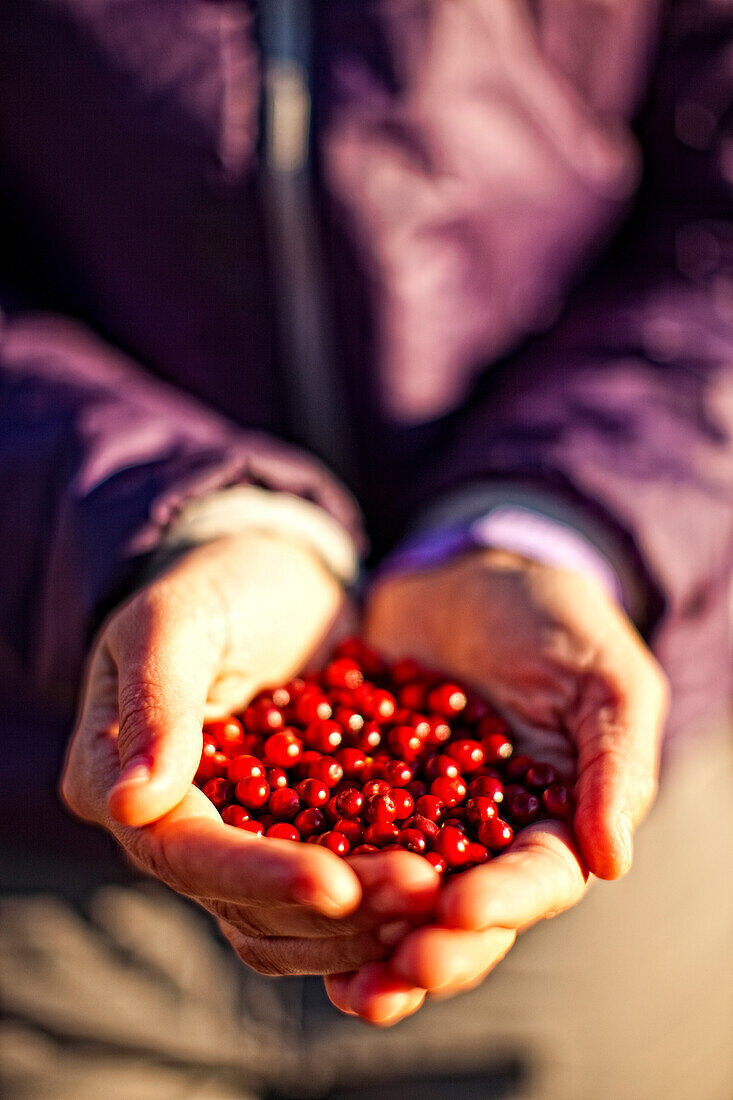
107, 604, 219, 827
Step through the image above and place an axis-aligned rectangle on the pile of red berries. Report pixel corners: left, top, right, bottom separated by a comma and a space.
194, 639, 574, 873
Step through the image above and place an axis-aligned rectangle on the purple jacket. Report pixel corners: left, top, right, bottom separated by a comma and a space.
1, 1, 732, 837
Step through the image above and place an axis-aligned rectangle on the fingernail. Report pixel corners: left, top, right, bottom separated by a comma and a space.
116, 758, 152, 786
378, 921, 412, 948
617, 811, 633, 870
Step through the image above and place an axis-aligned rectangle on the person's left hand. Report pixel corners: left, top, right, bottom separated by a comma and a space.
324, 548, 669, 1024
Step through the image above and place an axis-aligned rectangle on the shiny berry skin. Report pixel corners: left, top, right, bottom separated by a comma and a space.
446, 739, 485, 774
305, 719, 343, 754
202, 778, 233, 809
221, 804, 251, 827
245, 701, 285, 734
351, 843, 379, 855
465, 796, 498, 825
502, 783, 526, 806
265, 767, 289, 791
504, 754, 534, 781
442, 814, 467, 833
324, 657, 364, 691
423, 716, 452, 745
266, 823, 300, 842
466, 842, 489, 865
479, 731, 514, 765
423, 755, 460, 782
335, 748, 367, 780
333, 637, 386, 678
430, 775, 467, 808
433, 826, 471, 867
268, 787, 301, 820
476, 713, 510, 739
205, 717, 245, 754
363, 822, 400, 847
383, 759, 413, 787
307, 756, 344, 788
295, 750, 321, 778
404, 814, 439, 840
295, 778, 330, 807
415, 794, 446, 822
334, 708, 364, 734
362, 778, 390, 800
467, 775, 504, 802
405, 780, 427, 800
264, 730, 302, 767
319, 831, 351, 855
363, 688, 397, 723
239, 819, 265, 836
334, 787, 365, 819
509, 791, 541, 826
352, 722, 382, 753
294, 807, 326, 836
390, 788, 415, 822
424, 851, 447, 873
235, 776, 270, 809
399, 828, 427, 854
426, 683, 467, 718
478, 817, 513, 850
333, 819, 364, 845
195, 749, 229, 784
525, 763, 559, 791
542, 784, 574, 819
387, 726, 423, 759
294, 691, 332, 725
227, 754, 265, 783
271, 681, 300, 708
364, 792, 397, 824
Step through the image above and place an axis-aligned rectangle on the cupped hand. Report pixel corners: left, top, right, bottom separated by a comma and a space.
326, 548, 668, 1023
61, 531, 441, 975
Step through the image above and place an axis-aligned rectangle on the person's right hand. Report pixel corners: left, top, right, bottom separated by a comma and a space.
61, 531, 441, 979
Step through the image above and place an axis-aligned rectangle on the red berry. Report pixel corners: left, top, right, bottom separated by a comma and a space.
467, 775, 504, 802
295, 749, 322, 778
304, 719, 343, 754
398, 682, 426, 710
264, 730, 302, 767
333, 638, 386, 678
502, 783, 526, 806
542, 784, 574, 819
525, 763, 559, 791
307, 756, 344, 788
202, 778, 233, 808
334, 787, 365, 819
383, 759, 413, 787
403, 814, 439, 840
245, 701, 285, 734
352, 722, 383, 753
351, 843, 379, 855
399, 828, 427, 854
221, 804, 251, 827
268, 787, 301, 820
235, 776, 270, 809
266, 823, 300, 842
423, 755, 460, 782
362, 688, 397, 723
364, 792, 397, 824
426, 683, 467, 718
423, 716, 452, 745
205, 716, 245, 754
479, 731, 514, 765
333, 819, 364, 845
509, 791, 541, 825
433, 826, 471, 867
390, 658, 425, 685
415, 794, 446, 822
295, 691, 332, 725
294, 807, 326, 836
362, 778, 390, 800
227, 754, 265, 783
363, 822, 400, 847
265, 766, 289, 790
334, 708, 365, 734
319, 831, 351, 856
387, 726, 423, 759
390, 788, 415, 822
504, 754, 534, 782
430, 775, 467, 807
324, 657, 364, 691
195, 749, 229, 784
335, 748, 367, 780
476, 713, 510, 738
296, 778, 330, 807
445, 739, 485, 774
239, 819, 265, 836
466, 842, 489, 865
405, 780, 427, 800
478, 817, 513, 851
423, 851, 447, 873
465, 796, 498, 825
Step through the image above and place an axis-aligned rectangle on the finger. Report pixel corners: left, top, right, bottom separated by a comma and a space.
219, 921, 390, 977
329, 963, 427, 1026
438, 821, 588, 931
571, 650, 668, 879
107, 594, 221, 826
118, 787, 362, 917
324, 973, 358, 1016
389, 925, 516, 992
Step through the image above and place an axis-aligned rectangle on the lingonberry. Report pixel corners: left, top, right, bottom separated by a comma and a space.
362, 778, 390, 800
324, 657, 364, 691
319, 831, 351, 856
398, 682, 427, 710
423, 754, 460, 782
479, 730, 514, 765
351, 722, 382, 753
266, 823, 300, 842
429, 775, 467, 807
476, 713, 510, 740
195, 749, 229, 784
235, 777, 270, 809
363, 822, 400, 847
390, 788, 415, 821
415, 794, 446, 822
294, 807, 326, 837
245, 701, 285, 734
264, 730, 302, 767
206, 717, 245, 754
424, 852, 447, 874
335, 747, 367, 780
423, 716, 452, 745
221, 804, 251, 827
467, 775, 504, 802
433, 826, 471, 867
465, 796, 498, 825
304, 719, 343, 754
227, 754, 265, 783
399, 828, 427, 854
333, 819, 364, 845
295, 778, 330, 807
405, 779, 427, 800
294, 691, 332, 725
333, 708, 365, 734
334, 787, 365, 819
239, 819, 265, 836
265, 766, 289, 790
404, 814, 439, 840
383, 759, 413, 787
307, 756, 343, 788
268, 787, 301, 820
388, 726, 423, 759
504, 754, 534, 781
445, 738, 485, 773
364, 792, 397, 824
202, 778, 233, 808
426, 683, 468, 718
351, 843, 379, 855
477, 817, 513, 851
466, 842, 489, 865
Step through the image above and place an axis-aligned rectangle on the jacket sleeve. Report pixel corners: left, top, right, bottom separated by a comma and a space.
0, 310, 364, 709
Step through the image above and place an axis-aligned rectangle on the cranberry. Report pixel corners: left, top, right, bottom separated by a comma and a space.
479, 731, 514, 765
351, 843, 379, 855
295, 778, 330, 807
295, 749, 321, 778
235, 776, 270, 809
415, 794, 446, 822
399, 828, 427, 854
319, 831, 351, 856
202, 778, 233, 808
429, 775, 467, 807
476, 713, 510, 739
405, 779, 427, 800
364, 793, 397, 824
271, 682, 299, 708
324, 657, 364, 691
423, 755, 460, 782
221, 804, 250, 827
388, 726, 423, 759
239, 819, 265, 836
245, 701, 285, 734
334, 787, 365, 819
423, 716, 452, 745
465, 796, 498, 825
390, 788, 415, 821
227, 754, 265, 783
404, 814, 439, 840
351, 722, 382, 753
502, 783, 526, 806
509, 791, 541, 825
333, 819, 364, 845
334, 708, 365, 734
294, 691, 332, 725
333, 637, 386, 678
398, 682, 426, 710
383, 759, 413, 787
307, 756, 344, 788
264, 730, 302, 767
265, 767, 289, 791
362, 778, 390, 800
467, 775, 504, 802
424, 851, 447, 873
305, 719, 343, 753
268, 787, 301, 820
205, 717, 245, 754
426, 683, 468, 718
294, 807, 326, 836
542, 784, 574, 819
525, 763, 559, 791
195, 750, 229, 784
463, 695, 491, 723
363, 822, 400, 847
266, 823, 300, 842
446, 739, 485, 773
466, 842, 489, 865
356, 686, 397, 723
433, 826, 471, 867
442, 815, 467, 833
504, 754, 534, 781
335, 747, 367, 780
478, 817, 513, 851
